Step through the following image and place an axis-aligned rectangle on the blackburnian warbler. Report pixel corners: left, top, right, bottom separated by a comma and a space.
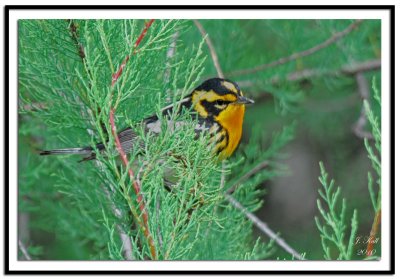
40, 78, 254, 161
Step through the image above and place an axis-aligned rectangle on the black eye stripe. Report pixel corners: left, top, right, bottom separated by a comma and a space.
200, 99, 228, 117
215, 100, 229, 105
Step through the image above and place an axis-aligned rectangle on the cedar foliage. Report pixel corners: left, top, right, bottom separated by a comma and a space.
18, 19, 381, 260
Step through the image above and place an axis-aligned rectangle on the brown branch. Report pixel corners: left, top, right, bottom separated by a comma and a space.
67, 19, 86, 60
341, 59, 381, 75
193, 19, 224, 78
228, 19, 364, 77
366, 209, 381, 256
112, 19, 155, 86
238, 59, 381, 90
289, 59, 381, 82
109, 19, 157, 260
110, 109, 157, 260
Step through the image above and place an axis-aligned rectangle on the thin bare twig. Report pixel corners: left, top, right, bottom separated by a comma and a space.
353, 73, 373, 139
226, 160, 269, 194
228, 20, 364, 77
193, 19, 224, 78
341, 59, 381, 75
225, 194, 305, 260
18, 240, 31, 260
224, 160, 304, 259
238, 59, 381, 89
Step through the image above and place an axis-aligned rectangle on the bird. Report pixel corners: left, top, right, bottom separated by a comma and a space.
39, 78, 254, 162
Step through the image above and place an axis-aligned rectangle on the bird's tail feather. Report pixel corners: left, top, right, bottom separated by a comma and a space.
39, 147, 93, 156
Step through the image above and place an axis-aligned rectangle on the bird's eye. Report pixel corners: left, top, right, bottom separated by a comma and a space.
216, 100, 225, 106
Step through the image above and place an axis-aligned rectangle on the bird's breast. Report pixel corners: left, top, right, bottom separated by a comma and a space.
214, 104, 245, 160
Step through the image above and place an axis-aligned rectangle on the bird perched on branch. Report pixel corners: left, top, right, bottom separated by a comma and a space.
40, 78, 254, 161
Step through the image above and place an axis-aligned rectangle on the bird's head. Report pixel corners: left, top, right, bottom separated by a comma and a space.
190, 78, 254, 120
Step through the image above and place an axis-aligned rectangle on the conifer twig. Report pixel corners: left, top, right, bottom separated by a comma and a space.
67, 20, 135, 258
225, 194, 305, 260
193, 19, 224, 78
110, 109, 157, 260
18, 240, 31, 260
228, 19, 364, 77
112, 19, 155, 86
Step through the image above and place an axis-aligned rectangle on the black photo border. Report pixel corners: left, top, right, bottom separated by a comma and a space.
4, 4, 395, 275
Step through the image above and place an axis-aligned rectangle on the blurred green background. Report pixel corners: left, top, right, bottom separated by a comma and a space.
18, 19, 381, 260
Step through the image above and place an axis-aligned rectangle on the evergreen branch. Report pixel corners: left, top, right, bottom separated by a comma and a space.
228, 19, 364, 77
107, 21, 157, 258
20, 101, 47, 112
225, 194, 305, 260
193, 19, 224, 78
112, 19, 155, 87
315, 162, 358, 260
67, 19, 86, 60
18, 240, 32, 260
109, 108, 157, 260
102, 185, 135, 260
117, 226, 134, 260
363, 81, 381, 258
366, 209, 381, 256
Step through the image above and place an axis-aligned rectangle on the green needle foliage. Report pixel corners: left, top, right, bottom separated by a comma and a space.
18, 18, 381, 261
315, 80, 382, 260
315, 162, 358, 260
18, 19, 294, 260
364, 79, 381, 213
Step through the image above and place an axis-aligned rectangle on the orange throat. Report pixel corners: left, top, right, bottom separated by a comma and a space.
215, 104, 245, 160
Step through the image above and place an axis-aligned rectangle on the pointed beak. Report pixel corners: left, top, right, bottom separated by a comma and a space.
236, 95, 255, 105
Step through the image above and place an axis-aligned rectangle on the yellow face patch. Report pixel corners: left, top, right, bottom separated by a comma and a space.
192, 90, 237, 103
191, 90, 210, 117
192, 90, 238, 118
